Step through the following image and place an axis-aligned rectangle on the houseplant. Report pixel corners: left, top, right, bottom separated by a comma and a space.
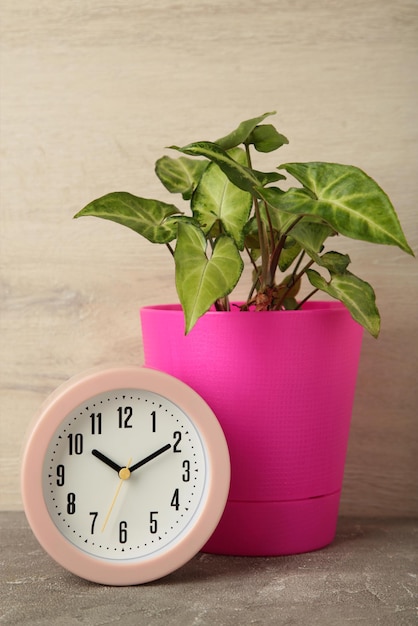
75, 111, 413, 555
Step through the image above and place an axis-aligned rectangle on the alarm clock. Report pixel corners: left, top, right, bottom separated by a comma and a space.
21, 366, 230, 585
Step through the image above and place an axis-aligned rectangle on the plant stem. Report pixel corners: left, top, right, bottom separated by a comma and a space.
268, 216, 304, 286
245, 244, 260, 276
262, 199, 276, 254
295, 288, 319, 310
255, 198, 270, 285
275, 257, 316, 309
215, 296, 230, 311
166, 242, 175, 257
292, 250, 306, 278
269, 234, 287, 283
294, 257, 315, 283
245, 145, 270, 288
246, 268, 262, 305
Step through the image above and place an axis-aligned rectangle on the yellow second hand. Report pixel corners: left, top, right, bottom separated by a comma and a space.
101, 457, 132, 533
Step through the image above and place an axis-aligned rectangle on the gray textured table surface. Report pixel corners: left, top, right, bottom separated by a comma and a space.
1, 512, 417, 625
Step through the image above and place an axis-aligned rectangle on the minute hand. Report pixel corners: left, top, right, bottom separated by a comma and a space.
130, 443, 172, 473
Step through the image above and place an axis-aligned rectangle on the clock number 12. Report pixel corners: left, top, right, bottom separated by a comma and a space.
118, 406, 133, 429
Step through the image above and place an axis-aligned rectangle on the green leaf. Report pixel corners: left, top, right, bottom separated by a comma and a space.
289, 220, 336, 255
278, 239, 302, 272
259, 195, 298, 234
174, 223, 244, 333
164, 214, 201, 232
191, 148, 252, 249
306, 268, 380, 337
215, 111, 276, 150
247, 124, 289, 153
74, 192, 182, 243
171, 142, 259, 193
243, 216, 261, 256
264, 162, 413, 254
316, 251, 351, 273
253, 169, 287, 186
282, 297, 299, 310
155, 156, 208, 200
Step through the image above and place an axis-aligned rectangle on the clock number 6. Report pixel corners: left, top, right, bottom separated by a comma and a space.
119, 521, 128, 544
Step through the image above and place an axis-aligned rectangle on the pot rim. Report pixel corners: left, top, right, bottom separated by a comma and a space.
140, 300, 347, 315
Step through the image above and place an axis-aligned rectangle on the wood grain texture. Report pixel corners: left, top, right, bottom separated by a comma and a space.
1, 0, 417, 514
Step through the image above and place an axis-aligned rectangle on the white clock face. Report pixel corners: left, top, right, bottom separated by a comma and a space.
42, 388, 207, 561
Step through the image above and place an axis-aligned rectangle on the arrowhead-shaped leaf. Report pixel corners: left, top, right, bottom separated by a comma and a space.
74, 192, 182, 243
174, 223, 243, 333
191, 148, 252, 249
306, 267, 380, 337
171, 142, 259, 193
216, 111, 276, 150
290, 220, 336, 255
155, 156, 208, 200
316, 251, 351, 273
278, 239, 302, 272
262, 162, 413, 254
247, 124, 289, 153
253, 169, 287, 186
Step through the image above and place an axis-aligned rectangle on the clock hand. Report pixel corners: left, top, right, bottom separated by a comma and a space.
130, 443, 172, 473
92, 449, 123, 474
101, 457, 132, 533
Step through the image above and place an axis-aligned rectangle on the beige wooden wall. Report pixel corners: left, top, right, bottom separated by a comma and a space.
1, 0, 417, 515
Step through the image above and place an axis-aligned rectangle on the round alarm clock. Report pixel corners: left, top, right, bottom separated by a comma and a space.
21, 366, 230, 585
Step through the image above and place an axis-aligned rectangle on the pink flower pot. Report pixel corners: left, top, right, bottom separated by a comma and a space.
140, 301, 363, 555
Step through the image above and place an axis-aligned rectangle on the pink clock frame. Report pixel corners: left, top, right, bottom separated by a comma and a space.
21, 366, 230, 585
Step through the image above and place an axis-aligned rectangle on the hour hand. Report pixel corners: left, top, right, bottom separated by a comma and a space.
91, 449, 123, 474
